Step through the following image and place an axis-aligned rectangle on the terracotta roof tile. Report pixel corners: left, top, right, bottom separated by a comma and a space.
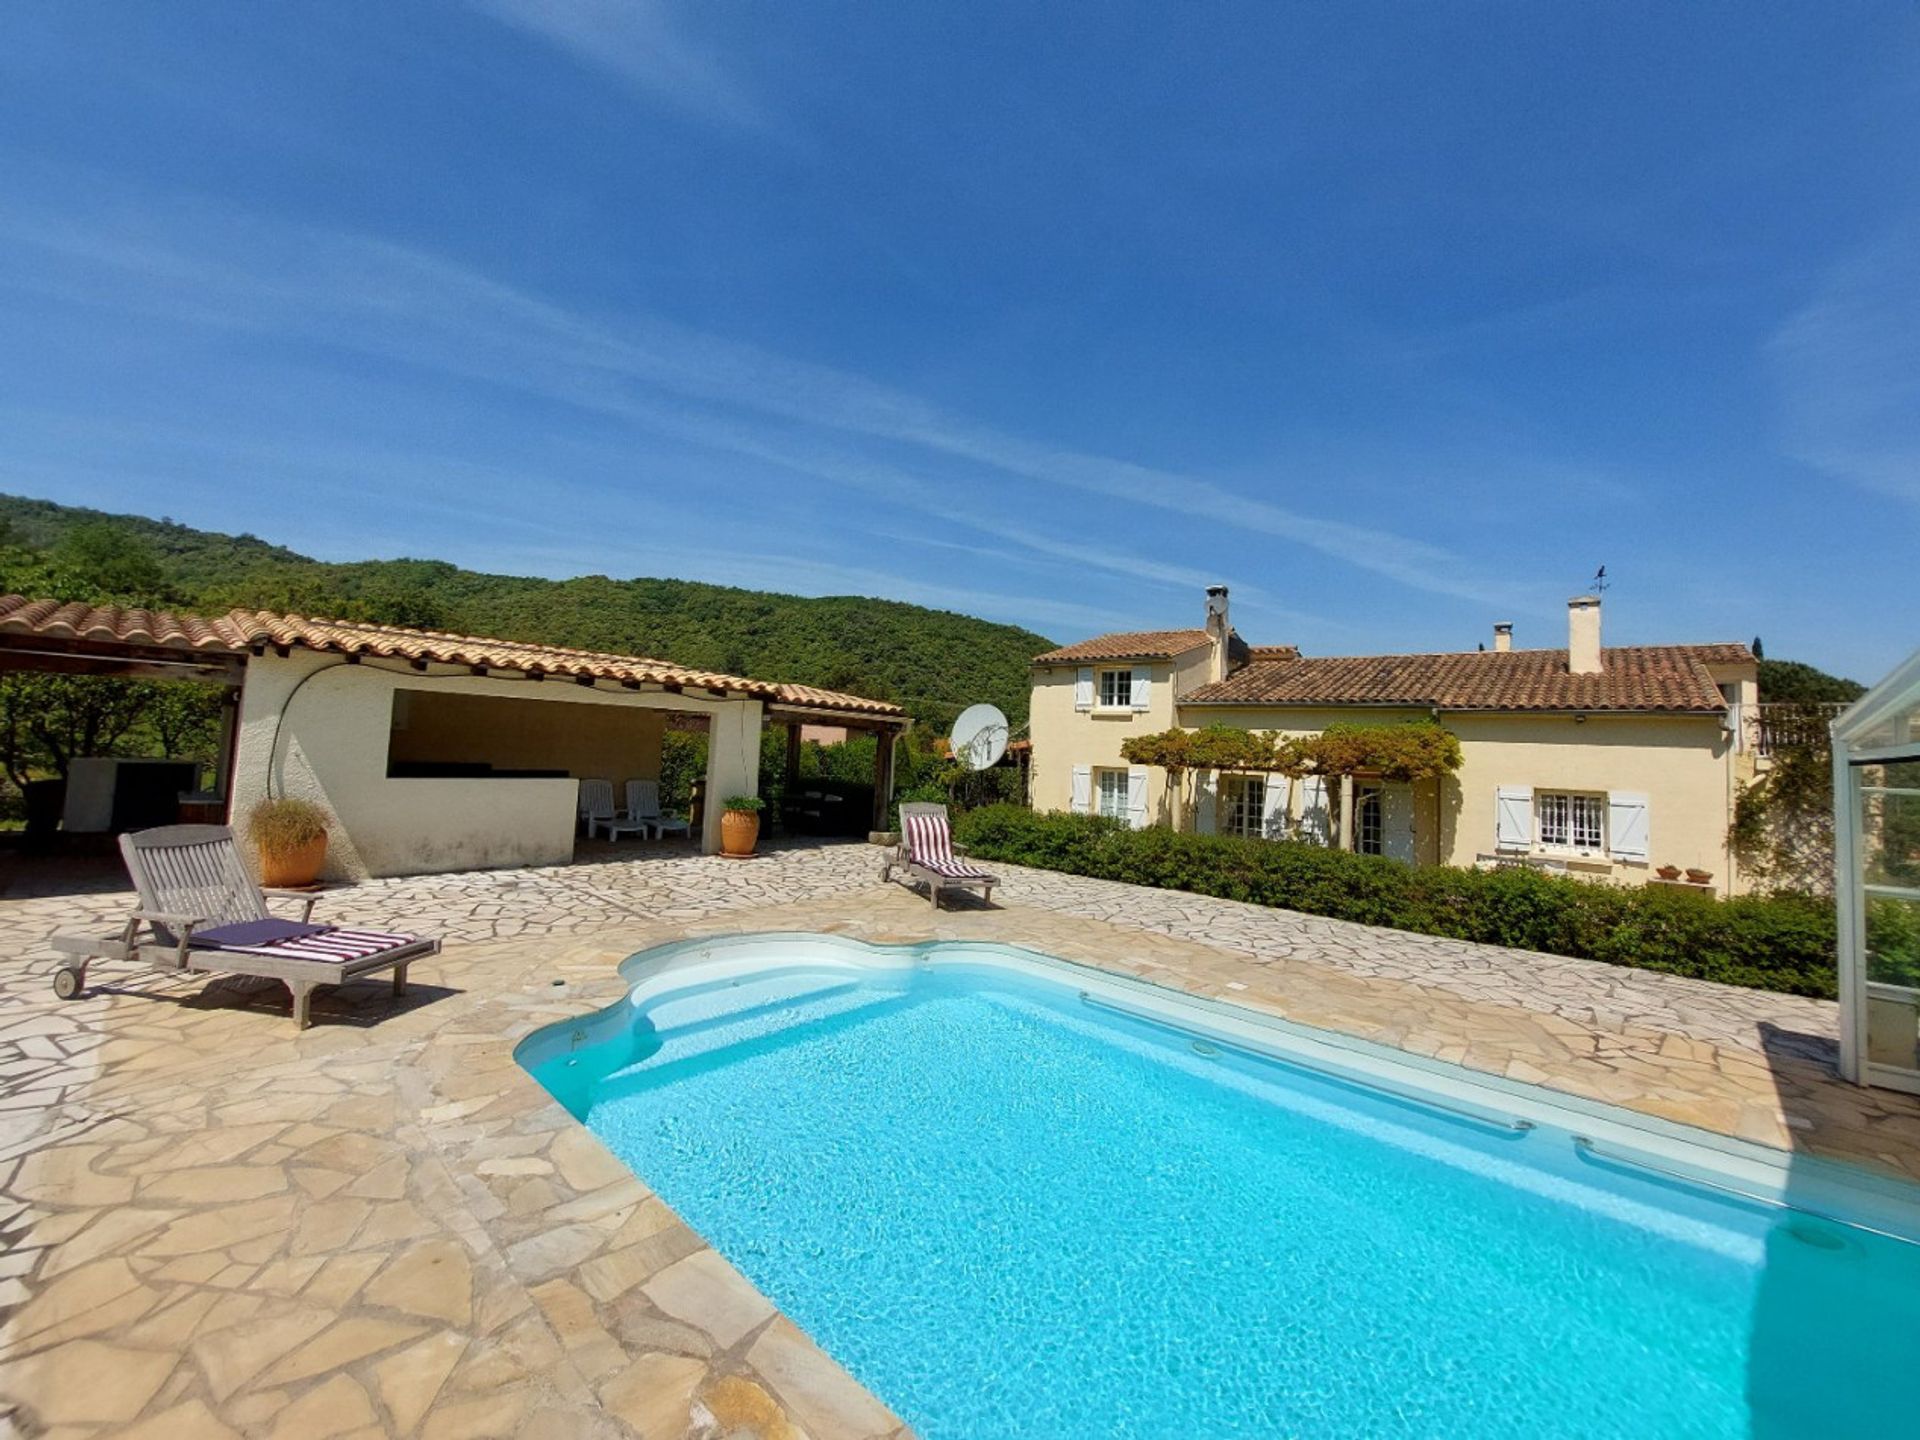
0, 596, 904, 719
0, 597, 246, 651
1034, 629, 1215, 663
1182, 645, 1753, 713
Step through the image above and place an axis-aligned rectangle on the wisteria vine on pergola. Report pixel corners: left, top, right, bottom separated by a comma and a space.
1120, 720, 1462, 832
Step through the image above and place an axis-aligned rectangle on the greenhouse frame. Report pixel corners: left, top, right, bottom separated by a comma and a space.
1833, 648, 1920, 1094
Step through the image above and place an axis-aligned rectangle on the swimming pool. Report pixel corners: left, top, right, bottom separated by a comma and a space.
519, 934, 1920, 1439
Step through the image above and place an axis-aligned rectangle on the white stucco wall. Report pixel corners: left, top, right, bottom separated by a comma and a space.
231, 651, 764, 879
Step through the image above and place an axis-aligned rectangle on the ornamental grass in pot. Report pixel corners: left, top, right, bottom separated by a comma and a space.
720, 794, 764, 858
249, 796, 332, 887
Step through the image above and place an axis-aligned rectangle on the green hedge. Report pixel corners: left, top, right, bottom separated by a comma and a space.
953, 806, 1839, 999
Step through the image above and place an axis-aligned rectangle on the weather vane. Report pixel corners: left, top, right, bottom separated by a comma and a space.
1588, 564, 1609, 596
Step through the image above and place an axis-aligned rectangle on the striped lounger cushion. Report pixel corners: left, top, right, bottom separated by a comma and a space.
905, 814, 994, 879
190, 918, 416, 964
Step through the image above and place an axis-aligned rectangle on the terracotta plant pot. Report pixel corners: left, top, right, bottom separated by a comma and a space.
259, 834, 328, 888
1685, 868, 1713, 886
1655, 865, 1683, 881
720, 810, 761, 858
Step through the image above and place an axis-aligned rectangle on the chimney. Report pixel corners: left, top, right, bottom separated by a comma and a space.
1204, 585, 1231, 683
1567, 595, 1602, 675
1492, 622, 1513, 653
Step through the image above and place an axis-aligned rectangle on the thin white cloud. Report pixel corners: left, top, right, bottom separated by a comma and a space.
459, 0, 783, 138
1768, 224, 1920, 504
0, 189, 1530, 610
658, 548, 1114, 637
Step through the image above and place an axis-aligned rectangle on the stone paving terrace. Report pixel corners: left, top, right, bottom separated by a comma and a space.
4, 838, 1920, 1437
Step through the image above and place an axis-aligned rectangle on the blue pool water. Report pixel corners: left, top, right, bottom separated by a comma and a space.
524, 953, 1920, 1439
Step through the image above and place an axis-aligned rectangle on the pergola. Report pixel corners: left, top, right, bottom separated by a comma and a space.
0, 596, 909, 872
1832, 649, 1920, 1094
0, 599, 250, 810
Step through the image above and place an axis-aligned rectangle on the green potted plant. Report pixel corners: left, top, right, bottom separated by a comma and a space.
249, 796, 332, 887
720, 794, 765, 858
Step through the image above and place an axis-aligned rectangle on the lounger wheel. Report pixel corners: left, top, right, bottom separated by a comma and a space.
52, 965, 86, 1000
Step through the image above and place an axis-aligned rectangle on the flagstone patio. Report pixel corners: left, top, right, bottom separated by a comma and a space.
3, 838, 1919, 1438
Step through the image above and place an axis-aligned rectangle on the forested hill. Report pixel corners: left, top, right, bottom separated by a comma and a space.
0, 494, 1052, 727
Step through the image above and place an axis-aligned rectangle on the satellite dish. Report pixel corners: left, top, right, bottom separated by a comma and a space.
949, 704, 1009, 771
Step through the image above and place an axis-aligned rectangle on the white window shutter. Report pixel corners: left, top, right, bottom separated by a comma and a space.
1383, 783, 1417, 863
1070, 765, 1092, 814
1195, 769, 1219, 834
1261, 774, 1291, 839
1074, 668, 1094, 711
1131, 665, 1152, 711
1126, 766, 1149, 829
1495, 786, 1532, 850
1299, 776, 1330, 845
1608, 792, 1650, 861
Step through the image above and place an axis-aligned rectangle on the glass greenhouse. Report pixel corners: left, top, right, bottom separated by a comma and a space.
1834, 650, 1920, 1094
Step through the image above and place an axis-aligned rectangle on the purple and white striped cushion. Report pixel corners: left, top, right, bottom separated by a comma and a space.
904, 813, 994, 879
191, 919, 417, 965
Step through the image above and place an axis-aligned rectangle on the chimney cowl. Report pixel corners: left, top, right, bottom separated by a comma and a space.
1492, 622, 1513, 654
1204, 586, 1231, 683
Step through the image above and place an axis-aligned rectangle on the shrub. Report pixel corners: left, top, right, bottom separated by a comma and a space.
722, 794, 766, 813
248, 796, 331, 856
953, 806, 1838, 998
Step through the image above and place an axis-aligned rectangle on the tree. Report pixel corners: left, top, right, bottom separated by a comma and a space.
1752, 635, 1765, 661
142, 682, 228, 762
0, 675, 154, 787
47, 523, 172, 605
1758, 659, 1865, 705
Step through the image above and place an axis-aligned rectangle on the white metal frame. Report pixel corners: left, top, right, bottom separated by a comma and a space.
1535, 789, 1606, 855
1832, 648, 1920, 1093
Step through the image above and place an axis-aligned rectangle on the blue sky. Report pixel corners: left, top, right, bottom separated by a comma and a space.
0, 4, 1915, 678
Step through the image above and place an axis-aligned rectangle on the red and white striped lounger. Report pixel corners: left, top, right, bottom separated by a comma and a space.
884, 803, 999, 909
51, 824, 440, 1029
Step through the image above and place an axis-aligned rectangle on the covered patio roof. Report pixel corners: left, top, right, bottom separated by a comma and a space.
0, 595, 909, 729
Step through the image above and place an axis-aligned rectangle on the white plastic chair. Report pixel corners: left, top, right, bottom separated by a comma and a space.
581, 778, 648, 841
624, 779, 691, 840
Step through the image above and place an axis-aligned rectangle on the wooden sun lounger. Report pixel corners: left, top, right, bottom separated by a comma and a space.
51, 824, 440, 1029
882, 802, 999, 909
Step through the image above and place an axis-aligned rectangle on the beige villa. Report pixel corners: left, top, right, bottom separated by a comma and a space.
1030, 586, 1760, 892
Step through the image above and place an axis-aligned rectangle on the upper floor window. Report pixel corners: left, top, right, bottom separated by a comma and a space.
1098, 669, 1134, 709
1537, 791, 1605, 852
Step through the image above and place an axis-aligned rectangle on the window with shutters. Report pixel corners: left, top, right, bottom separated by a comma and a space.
1097, 669, 1134, 709
1537, 791, 1605, 852
1096, 769, 1130, 820
1222, 775, 1267, 839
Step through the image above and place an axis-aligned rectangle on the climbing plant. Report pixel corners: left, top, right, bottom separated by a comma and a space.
1120, 725, 1283, 830
1730, 743, 1834, 895
1274, 720, 1463, 782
